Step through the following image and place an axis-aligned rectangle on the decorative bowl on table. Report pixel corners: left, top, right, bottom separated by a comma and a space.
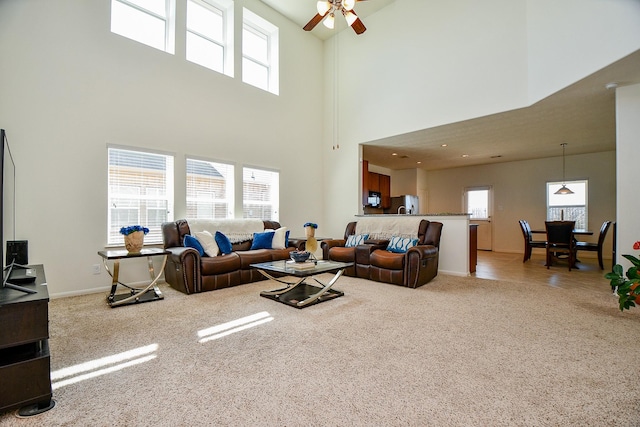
290, 251, 311, 263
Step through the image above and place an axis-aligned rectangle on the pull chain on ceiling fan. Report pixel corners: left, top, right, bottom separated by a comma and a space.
304, 0, 367, 35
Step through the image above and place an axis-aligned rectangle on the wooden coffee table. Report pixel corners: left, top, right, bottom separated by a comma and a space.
251, 260, 353, 309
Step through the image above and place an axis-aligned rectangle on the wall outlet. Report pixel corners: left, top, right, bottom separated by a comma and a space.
92, 264, 102, 275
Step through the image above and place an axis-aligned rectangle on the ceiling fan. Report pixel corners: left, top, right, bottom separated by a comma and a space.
303, 0, 367, 35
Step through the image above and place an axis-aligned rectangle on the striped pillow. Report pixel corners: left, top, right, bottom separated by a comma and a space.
345, 233, 369, 248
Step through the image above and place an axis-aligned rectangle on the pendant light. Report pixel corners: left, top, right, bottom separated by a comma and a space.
555, 143, 574, 195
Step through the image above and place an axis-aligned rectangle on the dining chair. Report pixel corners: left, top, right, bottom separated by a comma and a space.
518, 220, 546, 262
545, 220, 576, 271
575, 220, 612, 270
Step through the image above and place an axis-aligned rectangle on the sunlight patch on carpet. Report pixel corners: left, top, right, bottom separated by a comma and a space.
50, 344, 159, 390
198, 311, 273, 343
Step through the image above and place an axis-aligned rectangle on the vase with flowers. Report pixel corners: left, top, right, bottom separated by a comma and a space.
303, 222, 319, 261
120, 225, 149, 254
605, 241, 640, 311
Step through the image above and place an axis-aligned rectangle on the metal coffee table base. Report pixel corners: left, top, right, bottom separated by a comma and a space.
258, 269, 345, 308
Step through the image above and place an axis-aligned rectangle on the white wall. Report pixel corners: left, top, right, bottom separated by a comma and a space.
0, 0, 325, 296
322, 0, 640, 241
424, 152, 616, 256
616, 83, 640, 268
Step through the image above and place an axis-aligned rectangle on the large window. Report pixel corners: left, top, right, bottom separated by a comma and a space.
110, 0, 176, 53
547, 180, 588, 230
243, 167, 279, 220
242, 8, 279, 95
186, 0, 234, 76
186, 158, 234, 219
108, 147, 174, 245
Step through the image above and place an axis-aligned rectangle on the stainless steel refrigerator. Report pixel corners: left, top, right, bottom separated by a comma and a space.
389, 195, 419, 214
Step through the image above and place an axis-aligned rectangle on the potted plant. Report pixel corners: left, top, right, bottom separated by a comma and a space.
120, 225, 149, 254
605, 241, 640, 311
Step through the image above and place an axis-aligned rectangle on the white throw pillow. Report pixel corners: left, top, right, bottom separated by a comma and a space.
269, 227, 289, 249
194, 230, 219, 257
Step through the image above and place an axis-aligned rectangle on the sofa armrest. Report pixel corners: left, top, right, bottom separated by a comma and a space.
321, 239, 346, 260
405, 245, 439, 288
164, 246, 202, 294
364, 239, 390, 247
355, 242, 388, 265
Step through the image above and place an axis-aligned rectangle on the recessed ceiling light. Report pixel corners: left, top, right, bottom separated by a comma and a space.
417, 161, 421, 164
462, 154, 469, 158
441, 144, 448, 147
392, 153, 398, 156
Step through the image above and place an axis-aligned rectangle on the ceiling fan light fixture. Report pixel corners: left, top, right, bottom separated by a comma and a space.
316, 1, 331, 15
343, 0, 356, 11
344, 10, 357, 26
323, 13, 335, 29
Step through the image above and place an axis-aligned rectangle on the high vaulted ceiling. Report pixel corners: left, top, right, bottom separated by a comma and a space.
260, 1, 640, 171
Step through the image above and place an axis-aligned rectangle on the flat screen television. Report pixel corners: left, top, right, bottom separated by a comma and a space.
1, 129, 36, 294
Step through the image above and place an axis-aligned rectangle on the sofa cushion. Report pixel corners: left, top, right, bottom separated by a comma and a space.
345, 233, 369, 248
238, 249, 274, 269
329, 246, 356, 263
251, 231, 275, 250
200, 253, 241, 275
370, 250, 405, 270
215, 231, 233, 255
184, 234, 205, 256
195, 230, 219, 257
386, 236, 419, 253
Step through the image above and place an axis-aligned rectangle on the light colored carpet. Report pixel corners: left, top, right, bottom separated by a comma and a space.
1, 272, 639, 426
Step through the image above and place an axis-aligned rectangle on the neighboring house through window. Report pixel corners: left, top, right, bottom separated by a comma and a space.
186, 0, 234, 76
243, 167, 279, 220
108, 147, 174, 245
110, 0, 176, 53
242, 8, 279, 95
547, 180, 588, 230
186, 158, 234, 219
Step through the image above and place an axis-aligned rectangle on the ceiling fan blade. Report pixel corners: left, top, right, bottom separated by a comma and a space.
303, 13, 325, 31
351, 17, 367, 35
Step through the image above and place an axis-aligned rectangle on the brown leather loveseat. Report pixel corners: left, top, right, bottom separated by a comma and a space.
322, 218, 443, 288
162, 218, 295, 294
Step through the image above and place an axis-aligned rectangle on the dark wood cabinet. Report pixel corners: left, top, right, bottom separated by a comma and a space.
369, 172, 380, 193
379, 174, 391, 208
362, 160, 369, 206
0, 265, 52, 415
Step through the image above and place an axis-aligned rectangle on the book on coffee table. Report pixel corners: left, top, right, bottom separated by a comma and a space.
285, 260, 316, 270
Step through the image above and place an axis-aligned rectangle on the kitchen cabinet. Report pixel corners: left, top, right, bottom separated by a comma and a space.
379, 174, 391, 208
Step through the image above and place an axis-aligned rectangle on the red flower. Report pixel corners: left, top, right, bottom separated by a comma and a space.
634, 241, 640, 250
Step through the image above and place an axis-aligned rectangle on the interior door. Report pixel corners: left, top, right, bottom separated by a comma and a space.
465, 186, 492, 251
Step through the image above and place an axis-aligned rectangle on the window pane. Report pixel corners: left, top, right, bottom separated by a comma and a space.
242, 58, 268, 91
111, 0, 167, 51
243, 27, 268, 63
243, 167, 278, 220
186, 159, 234, 219
108, 148, 174, 245
187, 0, 223, 41
130, 0, 166, 17
187, 33, 224, 73
467, 189, 488, 219
547, 180, 587, 230
548, 182, 586, 207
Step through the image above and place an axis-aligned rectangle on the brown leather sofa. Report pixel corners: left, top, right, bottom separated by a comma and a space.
322, 219, 443, 288
162, 219, 295, 294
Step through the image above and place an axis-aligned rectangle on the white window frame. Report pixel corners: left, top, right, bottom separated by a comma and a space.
242, 166, 279, 221
186, 157, 235, 219
186, 0, 234, 77
110, 0, 176, 54
107, 146, 175, 245
242, 8, 279, 95
546, 180, 588, 230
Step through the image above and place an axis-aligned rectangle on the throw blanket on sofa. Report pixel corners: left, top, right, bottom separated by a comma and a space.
356, 216, 422, 240
187, 218, 265, 243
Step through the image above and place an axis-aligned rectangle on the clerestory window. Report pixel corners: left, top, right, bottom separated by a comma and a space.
110, 0, 176, 54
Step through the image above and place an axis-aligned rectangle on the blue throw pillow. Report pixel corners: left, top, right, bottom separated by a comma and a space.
345, 233, 369, 248
251, 231, 274, 250
386, 236, 419, 253
215, 231, 233, 255
184, 234, 205, 256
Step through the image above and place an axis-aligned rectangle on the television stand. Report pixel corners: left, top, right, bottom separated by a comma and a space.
0, 265, 53, 415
